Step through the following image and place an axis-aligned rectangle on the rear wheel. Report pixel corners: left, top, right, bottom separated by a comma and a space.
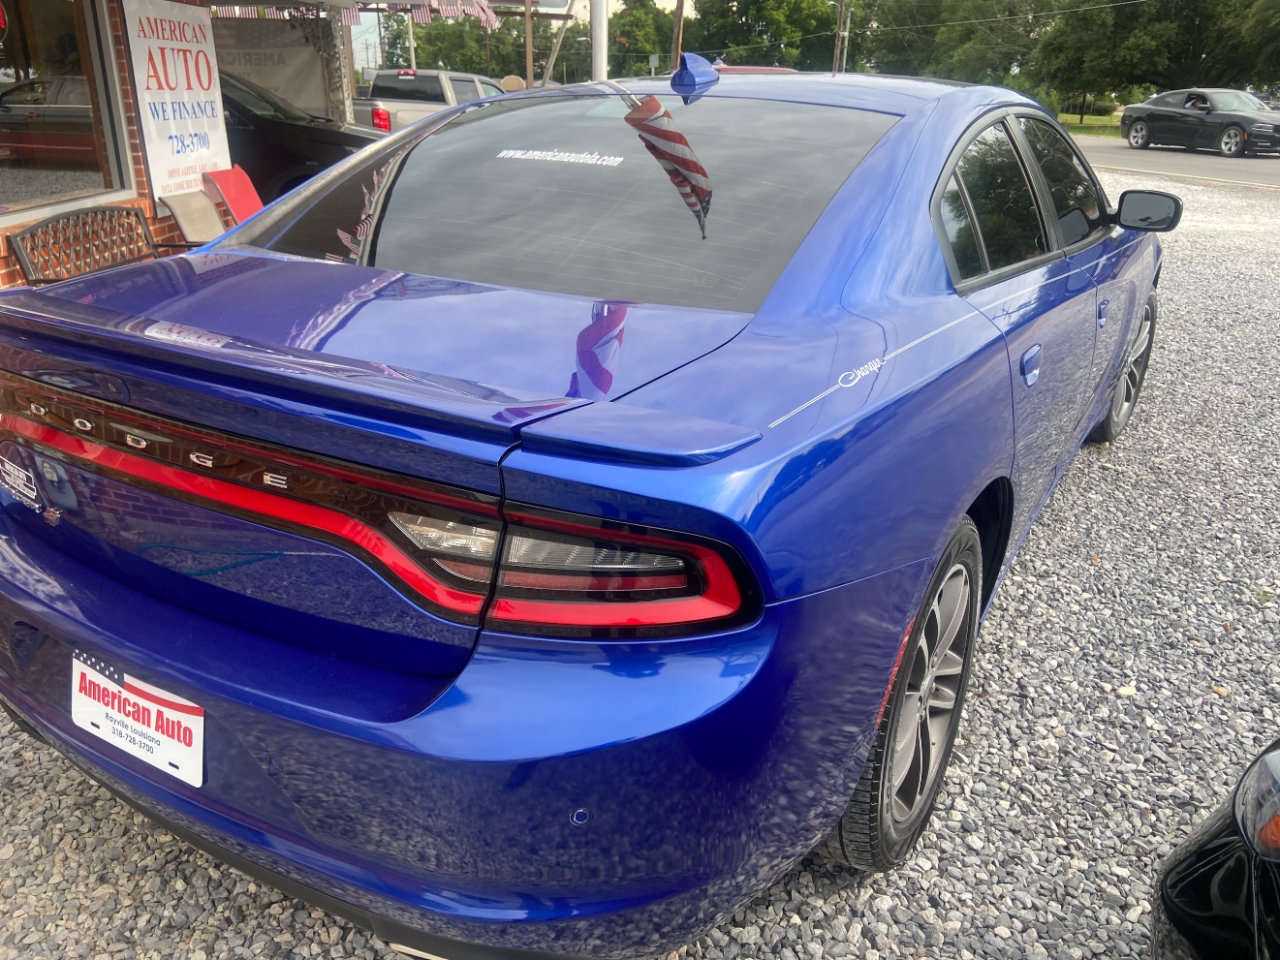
1127, 120, 1150, 149
826, 516, 982, 870
1089, 292, 1156, 443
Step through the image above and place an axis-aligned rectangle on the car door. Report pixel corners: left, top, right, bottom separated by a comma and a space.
935, 117, 1098, 538
1146, 92, 1191, 145
0, 79, 51, 162
1013, 116, 1138, 405
42, 77, 96, 166
1171, 93, 1216, 148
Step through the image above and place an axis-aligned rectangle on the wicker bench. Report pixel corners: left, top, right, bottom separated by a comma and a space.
10, 205, 161, 286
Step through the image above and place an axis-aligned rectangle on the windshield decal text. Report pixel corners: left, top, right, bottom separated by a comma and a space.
497, 149, 624, 167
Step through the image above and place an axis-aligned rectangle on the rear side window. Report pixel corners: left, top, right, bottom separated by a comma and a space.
448, 77, 480, 103
239, 93, 898, 312
55, 77, 90, 106
371, 73, 445, 103
1018, 117, 1104, 246
939, 175, 983, 279
954, 123, 1043, 273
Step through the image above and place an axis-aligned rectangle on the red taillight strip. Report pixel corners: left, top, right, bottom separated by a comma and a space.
490, 514, 744, 628
489, 589, 740, 628
2, 414, 486, 616
10, 387, 495, 517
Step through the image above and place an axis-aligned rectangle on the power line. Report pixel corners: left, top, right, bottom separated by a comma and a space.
875, 0, 1149, 30
679, 0, 1151, 58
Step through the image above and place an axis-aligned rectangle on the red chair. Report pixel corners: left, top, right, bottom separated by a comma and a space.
202, 166, 264, 225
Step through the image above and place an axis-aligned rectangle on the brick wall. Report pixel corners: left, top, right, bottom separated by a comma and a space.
0, 0, 198, 289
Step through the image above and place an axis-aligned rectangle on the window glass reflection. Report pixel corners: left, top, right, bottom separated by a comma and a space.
0, 2, 117, 216
1018, 117, 1104, 246
940, 174, 983, 280
956, 123, 1043, 272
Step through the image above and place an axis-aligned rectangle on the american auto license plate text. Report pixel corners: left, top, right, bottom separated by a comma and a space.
70, 652, 205, 787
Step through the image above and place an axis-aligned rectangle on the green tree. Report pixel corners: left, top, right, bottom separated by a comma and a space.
1030, 0, 1278, 98
610, 0, 674, 77
373, 12, 592, 85
1026, 4, 1120, 116
687, 0, 840, 70
866, 0, 1036, 84
929, 0, 1036, 83
863, 0, 945, 76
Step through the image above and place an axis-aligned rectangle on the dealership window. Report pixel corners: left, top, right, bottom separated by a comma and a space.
0, 0, 125, 218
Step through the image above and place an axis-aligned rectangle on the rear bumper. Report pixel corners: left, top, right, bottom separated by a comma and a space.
0, 507, 932, 958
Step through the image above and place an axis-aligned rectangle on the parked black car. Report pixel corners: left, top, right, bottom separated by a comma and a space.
1120, 88, 1280, 157
220, 72, 384, 201
1152, 738, 1280, 958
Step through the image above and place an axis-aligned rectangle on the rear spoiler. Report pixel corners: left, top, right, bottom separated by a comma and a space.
0, 291, 583, 442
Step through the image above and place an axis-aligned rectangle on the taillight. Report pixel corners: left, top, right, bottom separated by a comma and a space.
0, 376, 756, 640
389, 511, 498, 584
484, 508, 752, 638
372, 108, 391, 132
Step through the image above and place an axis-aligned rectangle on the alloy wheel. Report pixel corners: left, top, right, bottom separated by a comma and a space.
886, 562, 972, 825
1219, 126, 1245, 157
1109, 301, 1153, 428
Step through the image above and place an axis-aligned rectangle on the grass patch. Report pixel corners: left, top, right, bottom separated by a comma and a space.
1056, 113, 1123, 138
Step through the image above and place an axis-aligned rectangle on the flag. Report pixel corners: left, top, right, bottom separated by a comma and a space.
623, 95, 712, 239
568, 301, 629, 401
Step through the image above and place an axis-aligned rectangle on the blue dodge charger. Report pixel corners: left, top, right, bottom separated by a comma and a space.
0, 65, 1178, 959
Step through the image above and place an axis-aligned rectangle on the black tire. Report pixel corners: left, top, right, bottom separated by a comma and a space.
826, 516, 982, 871
1127, 120, 1150, 149
1089, 291, 1156, 443
1218, 125, 1246, 157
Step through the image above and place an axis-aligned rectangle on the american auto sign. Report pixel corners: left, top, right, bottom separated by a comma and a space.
121, 0, 231, 198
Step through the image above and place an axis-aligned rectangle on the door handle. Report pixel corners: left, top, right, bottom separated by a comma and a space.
1020, 344, 1041, 387
1098, 300, 1109, 328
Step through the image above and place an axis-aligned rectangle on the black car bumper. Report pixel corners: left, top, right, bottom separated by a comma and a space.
1152, 797, 1280, 960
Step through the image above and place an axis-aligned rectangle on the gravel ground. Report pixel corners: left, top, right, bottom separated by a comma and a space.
1, 167, 1277, 960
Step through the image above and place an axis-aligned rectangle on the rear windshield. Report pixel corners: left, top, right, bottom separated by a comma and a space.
237, 92, 897, 312
371, 73, 446, 102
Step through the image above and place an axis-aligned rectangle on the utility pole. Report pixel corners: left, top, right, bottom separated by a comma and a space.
671, 0, 685, 70
542, 0, 579, 86
591, 0, 607, 80
525, 0, 534, 87
831, 0, 845, 73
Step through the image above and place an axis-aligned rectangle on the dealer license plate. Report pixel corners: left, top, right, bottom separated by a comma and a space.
70, 651, 205, 787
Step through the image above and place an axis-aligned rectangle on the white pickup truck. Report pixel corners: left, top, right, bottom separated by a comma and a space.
352, 69, 506, 132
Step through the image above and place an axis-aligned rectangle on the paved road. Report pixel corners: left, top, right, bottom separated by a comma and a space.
1074, 133, 1280, 188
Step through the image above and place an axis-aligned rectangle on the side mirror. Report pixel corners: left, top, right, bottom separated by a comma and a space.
1115, 190, 1183, 232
